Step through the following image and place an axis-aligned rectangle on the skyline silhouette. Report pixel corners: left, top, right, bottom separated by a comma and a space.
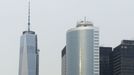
0, 0, 134, 75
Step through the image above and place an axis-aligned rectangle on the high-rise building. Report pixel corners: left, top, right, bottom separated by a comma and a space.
66, 20, 99, 75
113, 40, 134, 75
18, 1, 39, 75
19, 31, 39, 75
62, 46, 66, 75
100, 47, 112, 75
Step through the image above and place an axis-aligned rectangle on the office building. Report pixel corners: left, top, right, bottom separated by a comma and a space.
66, 20, 99, 75
100, 47, 112, 75
18, 1, 39, 75
113, 40, 134, 75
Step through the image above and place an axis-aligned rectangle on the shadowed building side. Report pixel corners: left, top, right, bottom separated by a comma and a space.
62, 46, 66, 75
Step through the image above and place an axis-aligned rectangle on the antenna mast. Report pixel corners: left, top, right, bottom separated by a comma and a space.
84, 17, 86, 22
28, 0, 31, 31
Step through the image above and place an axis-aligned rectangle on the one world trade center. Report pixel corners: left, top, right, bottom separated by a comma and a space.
18, 1, 39, 75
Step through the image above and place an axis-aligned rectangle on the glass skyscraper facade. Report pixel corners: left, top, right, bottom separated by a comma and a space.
100, 47, 112, 75
19, 31, 39, 75
113, 40, 134, 75
66, 20, 99, 75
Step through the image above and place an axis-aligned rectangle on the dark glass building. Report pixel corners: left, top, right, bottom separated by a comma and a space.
113, 40, 134, 75
62, 46, 66, 75
100, 47, 112, 75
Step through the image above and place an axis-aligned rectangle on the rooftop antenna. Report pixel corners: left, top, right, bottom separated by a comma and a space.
84, 17, 87, 22
28, 0, 31, 31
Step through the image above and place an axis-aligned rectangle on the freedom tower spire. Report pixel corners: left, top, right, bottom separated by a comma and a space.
28, 0, 31, 31
18, 1, 39, 75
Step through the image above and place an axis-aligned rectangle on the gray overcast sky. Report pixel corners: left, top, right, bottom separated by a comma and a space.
0, 0, 134, 75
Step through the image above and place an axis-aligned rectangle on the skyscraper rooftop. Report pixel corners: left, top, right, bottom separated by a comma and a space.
121, 40, 134, 45
76, 19, 93, 27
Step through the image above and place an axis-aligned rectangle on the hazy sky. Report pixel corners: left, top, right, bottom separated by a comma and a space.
0, 0, 134, 75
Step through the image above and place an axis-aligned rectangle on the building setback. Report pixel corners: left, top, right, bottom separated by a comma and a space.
100, 47, 112, 75
66, 20, 99, 75
113, 40, 134, 75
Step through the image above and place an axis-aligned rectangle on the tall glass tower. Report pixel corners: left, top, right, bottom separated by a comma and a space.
19, 31, 39, 75
66, 20, 99, 75
19, 1, 39, 75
